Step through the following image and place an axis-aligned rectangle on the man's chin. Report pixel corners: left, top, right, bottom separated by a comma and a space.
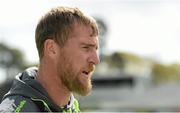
72, 77, 92, 96
76, 90, 91, 96
75, 85, 92, 96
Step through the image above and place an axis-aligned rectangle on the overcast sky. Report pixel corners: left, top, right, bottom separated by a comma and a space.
0, 0, 180, 64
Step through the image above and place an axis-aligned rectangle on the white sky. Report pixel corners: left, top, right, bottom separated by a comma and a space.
0, 0, 180, 64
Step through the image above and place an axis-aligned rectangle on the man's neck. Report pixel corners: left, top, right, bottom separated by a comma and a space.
36, 61, 71, 107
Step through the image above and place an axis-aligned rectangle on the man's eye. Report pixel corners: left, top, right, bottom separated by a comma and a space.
83, 46, 89, 49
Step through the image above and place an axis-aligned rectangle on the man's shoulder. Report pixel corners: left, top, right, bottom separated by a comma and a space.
0, 95, 40, 112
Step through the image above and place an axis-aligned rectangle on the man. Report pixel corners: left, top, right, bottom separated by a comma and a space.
0, 6, 100, 112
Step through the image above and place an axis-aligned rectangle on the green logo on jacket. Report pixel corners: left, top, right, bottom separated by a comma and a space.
15, 100, 26, 113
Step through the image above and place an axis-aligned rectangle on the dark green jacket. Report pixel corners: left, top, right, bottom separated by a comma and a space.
0, 67, 80, 112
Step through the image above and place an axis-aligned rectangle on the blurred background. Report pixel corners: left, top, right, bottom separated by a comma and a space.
1, 0, 180, 112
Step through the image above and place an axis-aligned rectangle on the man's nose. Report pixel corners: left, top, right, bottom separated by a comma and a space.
88, 51, 100, 65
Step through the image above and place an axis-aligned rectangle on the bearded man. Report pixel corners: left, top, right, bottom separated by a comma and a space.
0, 6, 100, 112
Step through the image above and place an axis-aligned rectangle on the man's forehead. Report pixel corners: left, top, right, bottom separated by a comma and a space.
81, 36, 99, 48
70, 23, 96, 36
81, 35, 98, 43
67, 23, 99, 46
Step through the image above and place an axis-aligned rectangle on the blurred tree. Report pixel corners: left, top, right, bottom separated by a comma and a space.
95, 51, 148, 76
93, 17, 108, 61
109, 52, 125, 69
108, 52, 144, 69
0, 43, 27, 80
0, 43, 37, 101
151, 63, 180, 84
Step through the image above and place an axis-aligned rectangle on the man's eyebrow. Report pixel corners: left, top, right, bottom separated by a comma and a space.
81, 43, 99, 49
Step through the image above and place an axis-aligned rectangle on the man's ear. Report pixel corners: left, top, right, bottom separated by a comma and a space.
43, 39, 58, 58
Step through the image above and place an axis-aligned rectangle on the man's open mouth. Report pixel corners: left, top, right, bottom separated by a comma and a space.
82, 71, 90, 75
